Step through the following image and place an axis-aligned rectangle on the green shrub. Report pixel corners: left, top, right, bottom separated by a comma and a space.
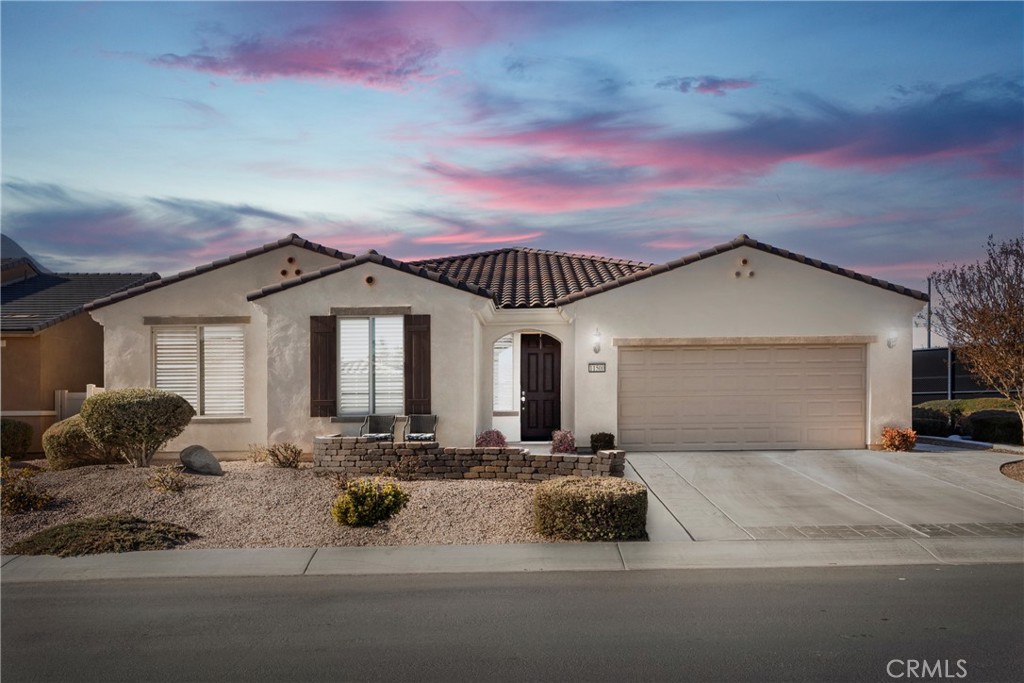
590, 432, 616, 452
962, 411, 1023, 445
1, 456, 52, 515
146, 465, 187, 494
7, 515, 197, 557
880, 426, 917, 452
266, 442, 303, 468
79, 388, 195, 467
42, 415, 118, 470
534, 476, 647, 542
331, 478, 410, 526
912, 417, 949, 437
913, 398, 1017, 415
1, 418, 32, 458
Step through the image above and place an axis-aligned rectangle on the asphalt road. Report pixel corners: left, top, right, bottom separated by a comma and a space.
3, 565, 1022, 682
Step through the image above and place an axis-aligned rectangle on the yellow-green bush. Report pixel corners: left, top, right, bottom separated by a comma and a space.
1, 418, 32, 459
42, 415, 119, 470
534, 476, 647, 541
80, 388, 195, 467
331, 478, 409, 526
146, 465, 187, 494
1, 456, 52, 515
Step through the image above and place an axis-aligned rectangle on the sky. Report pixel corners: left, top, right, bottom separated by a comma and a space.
2, 1, 1022, 292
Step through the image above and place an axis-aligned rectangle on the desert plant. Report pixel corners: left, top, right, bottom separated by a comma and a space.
146, 465, 187, 494
551, 430, 576, 454
247, 443, 269, 463
1, 418, 33, 459
475, 429, 507, 448
534, 476, 647, 542
1, 456, 52, 515
266, 442, 303, 468
381, 454, 421, 481
7, 515, 197, 557
42, 415, 119, 470
590, 432, 616, 452
330, 477, 410, 527
880, 427, 917, 452
79, 388, 195, 467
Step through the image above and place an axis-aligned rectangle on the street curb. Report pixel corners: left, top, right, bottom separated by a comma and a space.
2, 538, 1021, 583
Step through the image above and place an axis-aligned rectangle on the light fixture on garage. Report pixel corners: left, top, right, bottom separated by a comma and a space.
887, 331, 899, 348
592, 327, 602, 354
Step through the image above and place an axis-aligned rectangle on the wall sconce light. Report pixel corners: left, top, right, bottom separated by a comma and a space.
592, 327, 602, 354
886, 331, 898, 348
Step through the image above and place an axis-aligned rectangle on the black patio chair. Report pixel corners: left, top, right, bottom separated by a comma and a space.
404, 414, 437, 442
360, 414, 397, 441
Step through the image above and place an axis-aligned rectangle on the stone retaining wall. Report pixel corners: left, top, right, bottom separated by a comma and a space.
313, 437, 626, 480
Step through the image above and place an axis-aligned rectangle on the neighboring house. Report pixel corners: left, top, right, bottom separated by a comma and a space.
87, 233, 926, 455
1, 236, 157, 452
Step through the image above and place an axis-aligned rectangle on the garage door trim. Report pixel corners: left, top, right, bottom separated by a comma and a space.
613, 335, 877, 347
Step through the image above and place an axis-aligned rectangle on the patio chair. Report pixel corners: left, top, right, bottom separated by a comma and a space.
404, 414, 437, 442
359, 414, 397, 441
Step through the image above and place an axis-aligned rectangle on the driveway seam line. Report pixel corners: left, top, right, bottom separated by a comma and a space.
656, 454, 755, 540
615, 543, 628, 571
627, 456, 696, 542
302, 548, 317, 576
764, 454, 930, 539
908, 538, 953, 565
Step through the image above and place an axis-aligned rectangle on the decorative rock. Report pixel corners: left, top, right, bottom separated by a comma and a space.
179, 445, 223, 475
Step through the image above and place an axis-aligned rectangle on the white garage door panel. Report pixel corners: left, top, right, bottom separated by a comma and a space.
618, 344, 866, 451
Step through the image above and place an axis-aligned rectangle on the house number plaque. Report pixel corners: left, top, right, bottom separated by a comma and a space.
588, 362, 606, 373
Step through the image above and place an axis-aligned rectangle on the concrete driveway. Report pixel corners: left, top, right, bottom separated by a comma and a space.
627, 449, 1024, 542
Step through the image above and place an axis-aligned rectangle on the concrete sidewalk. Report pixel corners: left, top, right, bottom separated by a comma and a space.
2, 536, 1021, 583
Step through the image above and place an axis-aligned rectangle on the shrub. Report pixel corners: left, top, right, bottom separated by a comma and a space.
534, 477, 647, 542
551, 430, 576, 454
41, 415, 118, 470
266, 442, 303, 468
381, 454, 420, 481
475, 429, 507, 447
962, 411, 1023, 445
7, 515, 197, 557
1, 418, 32, 458
880, 427, 917, 452
79, 388, 195, 467
146, 465, 187, 494
247, 443, 269, 463
590, 432, 616, 452
1, 456, 52, 515
912, 417, 949, 437
331, 478, 410, 527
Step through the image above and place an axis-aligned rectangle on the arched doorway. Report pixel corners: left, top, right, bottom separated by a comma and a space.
520, 333, 561, 440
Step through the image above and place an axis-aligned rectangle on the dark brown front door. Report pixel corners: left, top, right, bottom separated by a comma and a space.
521, 334, 560, 441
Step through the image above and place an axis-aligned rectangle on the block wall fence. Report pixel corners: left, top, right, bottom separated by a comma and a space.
313, 436, 626, 480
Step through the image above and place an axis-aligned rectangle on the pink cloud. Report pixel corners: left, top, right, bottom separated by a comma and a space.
415, 228, 544, 245
656, 75, 758, 96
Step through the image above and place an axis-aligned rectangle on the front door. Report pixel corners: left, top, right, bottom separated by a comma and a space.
521, 334, 561, 440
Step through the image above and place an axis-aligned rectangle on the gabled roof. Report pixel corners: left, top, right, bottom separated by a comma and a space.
411, 247, 653, 308
2, 272, 159, 333
84, 234, 354, 312
248, 250, 494, 302
553, 234, 930, 305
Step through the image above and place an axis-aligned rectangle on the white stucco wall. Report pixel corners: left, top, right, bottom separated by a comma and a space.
251, 262, 492, 449
562, 246, 925, 447
88, 245, 343, 455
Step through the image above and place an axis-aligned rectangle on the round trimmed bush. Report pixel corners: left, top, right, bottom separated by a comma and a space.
475, 429, 507, 448
331, 478, 410, 527
1, 418, 33, 458
42, 415, 119, 470
534, 476, 647, 542
590, 432, 616, 452
80, 388, 195, 467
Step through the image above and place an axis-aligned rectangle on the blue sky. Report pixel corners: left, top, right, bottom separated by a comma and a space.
2, 1, 1021, 290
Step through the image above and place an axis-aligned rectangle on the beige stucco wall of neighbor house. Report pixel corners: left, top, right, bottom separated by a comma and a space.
563, 245, 925, 448
251, 261, 493, 450
88, 246, 342, 456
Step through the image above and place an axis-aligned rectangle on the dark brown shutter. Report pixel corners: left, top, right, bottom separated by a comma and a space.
404, 314, 431, 414
310, 316, 337, 417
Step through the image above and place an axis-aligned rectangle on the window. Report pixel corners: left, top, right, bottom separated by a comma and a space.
493, 334, 516, 412
153, 325, 245, 416
337, 316, 404, 415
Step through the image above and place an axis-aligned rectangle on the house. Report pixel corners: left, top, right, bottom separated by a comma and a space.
1, 236, 158, 452
86, 233, 927, 455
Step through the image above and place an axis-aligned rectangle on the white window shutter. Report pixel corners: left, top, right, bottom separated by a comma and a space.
338, 318, 370, 414
154, 327, 200, 411
373, 316, 404, 414
202, 326, 245, 416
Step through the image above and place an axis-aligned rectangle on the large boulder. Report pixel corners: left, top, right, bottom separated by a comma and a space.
179, 445, 222, 475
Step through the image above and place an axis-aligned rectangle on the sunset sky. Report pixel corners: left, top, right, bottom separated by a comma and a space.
2, 1, 1021, 290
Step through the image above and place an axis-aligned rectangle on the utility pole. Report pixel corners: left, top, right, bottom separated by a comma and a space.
926, 276, 932, 349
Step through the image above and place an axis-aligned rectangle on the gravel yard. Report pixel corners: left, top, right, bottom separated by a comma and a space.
1, 461, 545, 552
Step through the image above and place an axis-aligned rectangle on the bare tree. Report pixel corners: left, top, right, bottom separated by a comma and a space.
931, 235, 1024, 439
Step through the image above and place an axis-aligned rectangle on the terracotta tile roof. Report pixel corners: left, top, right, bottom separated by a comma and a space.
411, 247, 653, 308
247, 250, 494, 302
553, 234, 930, 305
84, 234, 354, 312
2, 272, 159, 333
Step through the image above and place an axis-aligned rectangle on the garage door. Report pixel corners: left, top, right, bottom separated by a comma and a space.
618, 344, 866, 451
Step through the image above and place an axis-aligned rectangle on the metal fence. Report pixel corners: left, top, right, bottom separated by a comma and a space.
912, 348, 1005, 404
